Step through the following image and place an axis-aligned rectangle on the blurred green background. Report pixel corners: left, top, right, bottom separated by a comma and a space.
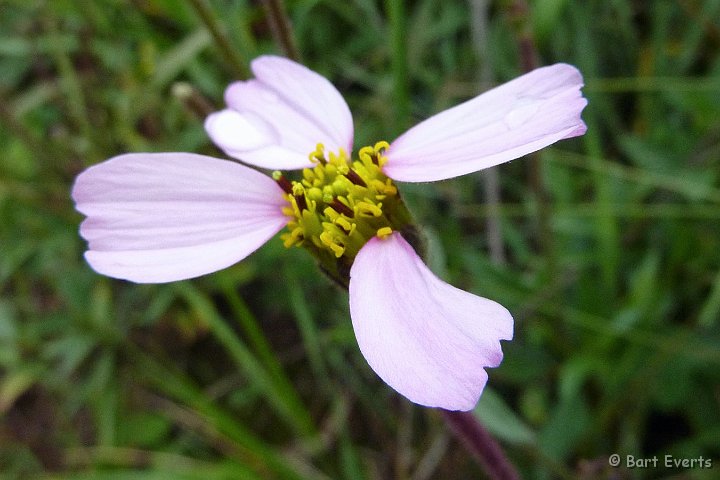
1, 0, 719, 478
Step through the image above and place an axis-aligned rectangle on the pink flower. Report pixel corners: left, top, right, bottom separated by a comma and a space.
72, 56, 587, 410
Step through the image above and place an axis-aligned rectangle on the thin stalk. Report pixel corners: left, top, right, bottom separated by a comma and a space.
482, 169, 505, 263
260, 0, 300, 61
441, 411, 520, 480
186, 0, 249, 79
470, 0, 505, 265
506, 0, 555, 273
385, 0, 410, 133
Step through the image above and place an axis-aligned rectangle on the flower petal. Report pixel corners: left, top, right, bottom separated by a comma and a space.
384, 63, 588, 182
72, 153, 288, 283
349, 232, 513, 410
205, 109, 311, 170
206, 55, 354, 170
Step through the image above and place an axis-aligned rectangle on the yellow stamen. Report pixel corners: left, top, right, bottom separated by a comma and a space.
320, 230, 345, 258
279, 141, 410, 265
376, 227, 393, 239
355, 201, 382, 218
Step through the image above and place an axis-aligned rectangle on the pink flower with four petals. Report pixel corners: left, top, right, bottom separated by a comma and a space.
72, 56, 587, 410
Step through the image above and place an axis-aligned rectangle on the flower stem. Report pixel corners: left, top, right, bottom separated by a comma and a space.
505, 0, 554, 270
260, 0, 301, 61
385, 0, 410, 134
441, 410, 519, 480
469, 0, 506, 265
186, 0, 249, 79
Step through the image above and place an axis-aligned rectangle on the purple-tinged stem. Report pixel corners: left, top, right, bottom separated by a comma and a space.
506, 0, 554, 266
260, 0, 301, 62
469, 0, 506, 266
441, 410, 520, 480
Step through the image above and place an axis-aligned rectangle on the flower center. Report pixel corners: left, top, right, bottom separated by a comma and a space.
274, 141, 413, 284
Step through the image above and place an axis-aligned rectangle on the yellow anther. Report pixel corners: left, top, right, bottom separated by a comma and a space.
374, 140, 390, 153
329, 244, 345, 258
310, 143, 327, 163
310, 166, 325, 185
302, 168, 314, 181
287, 195, 302, 216
292, 183, 305, 196
355, 201, 383, 218
376, 227, 393, 239
280, 141, 404, 263
358, 146, 374, 164
282, 226, 305, 247
319, 231, 345, 258
335, 216, 354, 233
373, 141, 390, 168
370, 179, 397, 195
302, 198, 317, 215
327, 148, 349, 166
323, 207, 339, 221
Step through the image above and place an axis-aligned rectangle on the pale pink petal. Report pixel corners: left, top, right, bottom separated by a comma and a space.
72, 153, 288, 283
349, 232, 513, 410
206, 55, 353, 170
205, 109, 311, 169
384, 63, 587, 182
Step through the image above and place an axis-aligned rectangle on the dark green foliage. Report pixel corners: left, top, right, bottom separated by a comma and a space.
1, 0, 719, 478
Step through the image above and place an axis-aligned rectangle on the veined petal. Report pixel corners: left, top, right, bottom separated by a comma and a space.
206, 55, 354, 170
349, 232, 513, 411
384, 63, 587, 182
205, 109, 311, 170
72, 153, 288, 283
